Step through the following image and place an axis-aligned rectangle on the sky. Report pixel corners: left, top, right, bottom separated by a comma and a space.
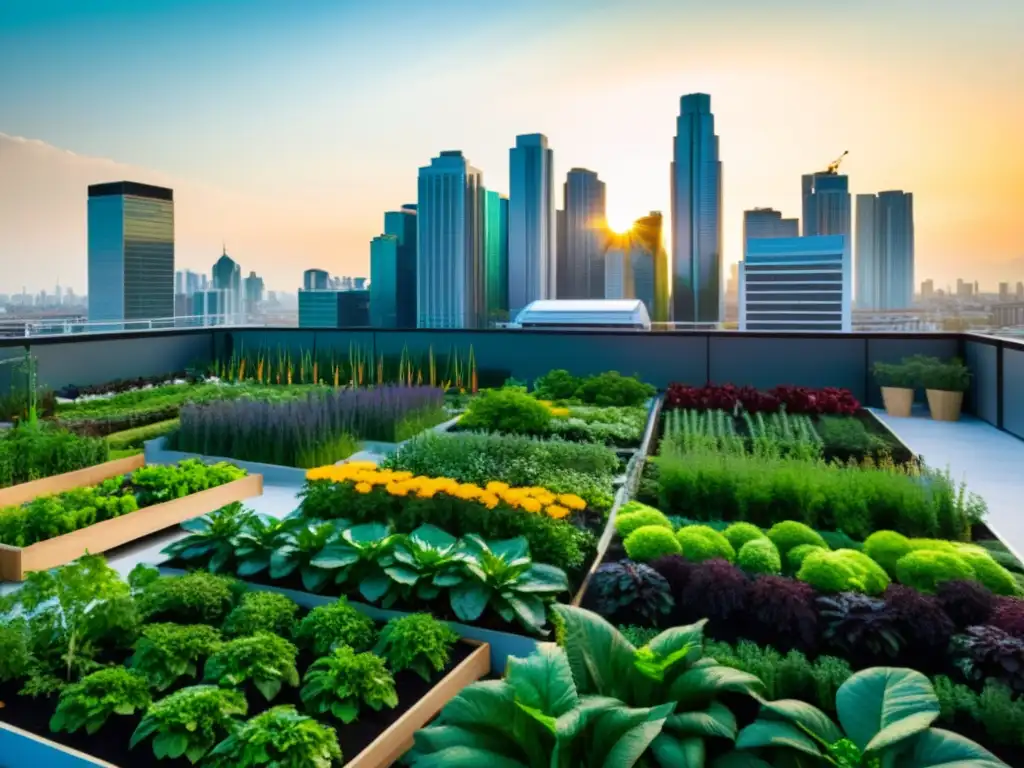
1, 0, 1022, 293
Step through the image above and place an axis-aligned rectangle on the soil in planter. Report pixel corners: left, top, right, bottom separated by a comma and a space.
0, 642, 475, 768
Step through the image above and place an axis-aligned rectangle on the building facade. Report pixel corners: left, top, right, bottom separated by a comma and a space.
739, 234, 851, 332
190, 289, 227, 325
243, 271, 264, 314
382, 204, 418, 327
303, 269, 329, 292
369, 234, 400, 327
671, 94, 722, 325
508, 133, 555, 316
416, 150, 486, 328
298, 290, 368, 328
87, 181, 175, 323
802, 173, 851, 239
854, 190, 915, 310
632, 211, 669, 322
484, 190, 509, 318
561, 168, 607, 300
743, 208, 799, 242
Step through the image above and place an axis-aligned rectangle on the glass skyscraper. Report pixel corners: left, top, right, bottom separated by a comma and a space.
303, 269, 329, 291
370, 234, 400, 327
508, 133, 555, 316
382, 204, 417, 327
562, 168, 607, 300
855, 191, 915, 310
87, 181, 174, 323
484, 190, 509, 317
671, 94, 722, 325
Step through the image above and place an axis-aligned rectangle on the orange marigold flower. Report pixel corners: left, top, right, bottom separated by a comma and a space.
479, 492, 500, 509
520, 498, 542, 514
557, 494, 587, 511
355, 482, 373, 494
386, 483, 410, 497
545, 504, 571, 519
486, 481, 510, 493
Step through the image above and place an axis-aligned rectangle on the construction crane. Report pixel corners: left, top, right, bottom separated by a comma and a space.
824, 150, 849, 175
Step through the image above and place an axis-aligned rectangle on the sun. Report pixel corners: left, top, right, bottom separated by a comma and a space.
605, 211, 634, 235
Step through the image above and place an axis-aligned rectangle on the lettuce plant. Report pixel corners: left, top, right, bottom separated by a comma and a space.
203, 631, 300, 701
50, 667, 152, 735
310, 521, 400, 603
221, 590, 299, 638
130, 685, 247, 764
301, 645, 398, 723
294, 598, 376, 656
129, 623, 223, 691
161, 503, 256, 573
375, 613, 459, 682
204, 705, 342, 768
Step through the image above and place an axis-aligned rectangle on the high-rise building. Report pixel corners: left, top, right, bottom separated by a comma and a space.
508, 133, 555, 315
999, 282, 1010, 302
484, 191, 509, 317
602, 212, 667, 321
243, 271, 264, 313
1017, 281, 1024, 300
416, 150, 486, 328
303, 269, 329, 292
299, 289, 370, 328
555, 208, 567, 298
211, 247, 242, 322
802, 173, 851, 238
855, 191, 915, 310
381, 204, 417, 327
921, 279, 935, 299
671, 93, 722, 325
191, 289, 227, 325
744, 208, 799, 242
739, 235, 851, 332
561, 168, 608, 300
87, 181, 174, 323
369, 234, 401, 327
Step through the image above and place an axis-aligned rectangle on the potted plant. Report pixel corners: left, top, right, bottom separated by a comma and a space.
872, 360, 917, 417
921, 357, 971, 421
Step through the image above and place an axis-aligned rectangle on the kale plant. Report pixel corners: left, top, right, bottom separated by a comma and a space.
205, 705, 342, 768
294, 598, 377, 656
818, 592, 905, 661
301, 645, 398, 724
375, 613, 459, 681
128, 623, 223, 691
203, 631, 300, 701
50, 667, 152, 735
953, 625, 1024, 694
130, 685, 247, 764
137, 570, 238, 625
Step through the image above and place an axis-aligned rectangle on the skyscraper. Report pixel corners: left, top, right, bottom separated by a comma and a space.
416, 150, 486, 328
211, 247, 242, 321
483, 190, 510, 318
243, 271, 264, 313
633, 211, 669, 322
303, 269, 329, 291
802, 173, 851, 239
87, 181, 174, 323
369, 234, 400, 327
561, 168, 607, 299
743, 208, 799, 242
508, 133, 555, 315
383, 204, 418, 327
671, 94, 722, 325
855, 191, 915, 310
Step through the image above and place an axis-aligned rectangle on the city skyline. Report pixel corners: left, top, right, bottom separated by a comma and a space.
1, 0, 1023, 294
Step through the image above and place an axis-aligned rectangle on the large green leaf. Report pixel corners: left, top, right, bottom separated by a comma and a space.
411, 524, 458, 550
506, 593, 548, 634
488, 536, 531, 563
551, 605, 638, 700
591, 702, 675, 768
440, 680, 519, 735
735, 720, 821, 757
450, 582, 490, 622
517, 563, 570, 593
407, 745, 531, 768
670, 665, 764, 709
835, 668, 940, 754
665, 701, 738, 740
712, 753, 775, 768
646, 620, 708, 659
507, 644, 579, 733
412, 725, 525, 763
554, 695, 623, 740
344, 522, 392, 544
384, 564, 421, 585
902, 727, 1008, 767
311, 544, 360, 569
759, 699, 843, 745
650, 733, 706, 767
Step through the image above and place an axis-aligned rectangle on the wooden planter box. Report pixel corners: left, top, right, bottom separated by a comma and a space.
0, 466, 263, 581
0, 454, 147, 508
0, 641, 490, 768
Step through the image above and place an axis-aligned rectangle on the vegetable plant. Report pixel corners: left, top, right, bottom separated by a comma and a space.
295, 598, 377, 656
952, 626, 1024, 694
137, 570, 238, 625
129, 623, 223, 691
374, 613, 459, 682
270, 518, 346, 593
310, 521, 400, 603
130, 685, 247, 764
301, 645, 399, 724
221, 590, 299, 638
818, 593, 904, 661
204, 705, 342, 768
589, 560, 674, 624
233, 513, 298, 577
0, 619, 31, 682
203, 631, 300, 701
50, 667, 152, 736
161, 503, 256, 574
380, 523, 467, 607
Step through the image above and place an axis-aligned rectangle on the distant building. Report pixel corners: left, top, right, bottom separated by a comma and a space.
603, 243, 635, 302
211, 248, 243, 322
508, 134, 555, 315
562, 168, 608, 300
380, 204, 418, 327
739, 234, 851, 332
602, 212, 667, 322
303, 269, 330, 292
191, 289, 228, 325
555, 208, 568, 298
956, 279, 973, 298
921, 279, 935, 299
802, 172, 851, 239
855, 191, 914, 310
1017, 282, 1024, 300
369, 234, 401, 327
999, 282, 1010, 302
87, 181, 174, 323
298, 289, 370, 328
416, 150, 486, 328
744, 208, 799, 242
243, 271, 264, 313
484, 191, 509, 317
511, 299, 651, 331
993, 302, 1024, 328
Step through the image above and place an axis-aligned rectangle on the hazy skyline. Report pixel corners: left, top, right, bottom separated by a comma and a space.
1, 0, 1022, 293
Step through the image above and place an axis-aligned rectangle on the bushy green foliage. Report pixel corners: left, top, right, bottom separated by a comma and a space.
105, 418, 180, 450
571, 371, 655, 407
458, 388, 553, 435
531, 369, 582, 401
767, 520, 828, 556
374, 613, 458, 682
723, 521, 766, 551
129, 623, 223, 691
787, 543, 827, 574
614, 505, 673, 537
623, 524, 682, 562
864, 530, 913, 574
0, 423, 109, 490
0, 619, 31, 682
738, 538, 782, 575
295, 599, 377, 656
130, 685, 247, 764
301, 645, 398, 724
205, 705, 342, 768
138, 571, 238, 625
50, 667, 152, 736
203, 632, 299, 702
957, 549, 1023, 596
895, 550, 976, 593
0, 478, 138, 547
548, 405, 648, 446
221, 591, 299, 638
131, 459, 246, 505
676, 524, 736, 563
797, 549, 890, 595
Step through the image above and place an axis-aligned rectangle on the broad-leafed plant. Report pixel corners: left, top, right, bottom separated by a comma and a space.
204, 705, 342, 768
270, 518, 346, 593
128, 623, 223, 691
310, 522, 400, 603
233, 512, 299, 577
203, 631, 299, 702
730, 667, 1006, 767
301, 645, 398, 724
50, 667, 152, 736
374, 613, 459, 682
161, 503, 256, 573
449, 534, 569, 635
130, 685, 247, 764
380, 523, 465, 608
294, 598, 377, 656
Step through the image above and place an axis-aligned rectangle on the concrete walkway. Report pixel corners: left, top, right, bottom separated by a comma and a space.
872, 407, 1024, 562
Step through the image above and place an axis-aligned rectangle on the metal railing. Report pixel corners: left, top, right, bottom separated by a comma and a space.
0, 314, 256, 337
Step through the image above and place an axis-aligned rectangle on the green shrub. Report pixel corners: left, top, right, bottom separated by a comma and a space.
767, 521, 828, 556
815, 416, 881, 454
129, 623, 223, 691
797, 549, 890, 595
0, 619, 30, 682
0, 424, 109, 490
723, 521, 765, 551
205, 705, 342, 768
105, 418, 180, 450
738, 538, 782, 575
676, 525, 736, 563
895, 550, 976, 593
571, 371, 654, 407
864, 530, 913, 575
531, 369, 582, 401
138, 571, 238, 625
458, 388, 553, 436
957, 550, 1022, 596
374, 613, 459, 682
909, 538, 959, 553
301, 645, 398, 724
50, 667, 152, 735
624, 525, 683, 562
614, 506, 673, 538
203, 632, 300, 702
221, 591, 299, 638
295, 599, 377, 656
787, 544, 827, 574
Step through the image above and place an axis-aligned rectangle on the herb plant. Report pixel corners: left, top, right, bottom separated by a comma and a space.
205, 705, 342, 768
50, 667, 152, 736
130, 685, 247, 764
270, 518, 346, 593
161, 503, 256, 573
301, 645, 398, 723
0, 619, 31, 682
221, 590, 299, 638
295, 599, 377, 656
203, 631, 300, 701
953, 626, 1024, 694
129, 623, 223, 691
374, 613, 459, 681
137, 570, 238, 625
589, 559, 674, 624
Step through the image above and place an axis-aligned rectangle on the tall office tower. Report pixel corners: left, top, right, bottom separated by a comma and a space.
555, 209, 567, 298
921, 279, 935, 299
508, 133, 555, 315
802, 173, 851, 238
743, 208, 799, 242
243, 271, 264, 313
175, 270, 186, 295
211, 247, 242, 321
632, 211, 669, 322
369, 234, 400, 327
974, 280, 980, 296
484, 190, 510, 317
562, 168, 608, 299
299, 290, 369, 328
417, 150, 486, 328
739, 235, 851, 332
303, 269, 329, 292
855, 191, 915, 310
671, 93, 722, 325
191, 289, 227, 326
87, 181, 174, 323
381, 204, 418, 327
603, 239, 635, 301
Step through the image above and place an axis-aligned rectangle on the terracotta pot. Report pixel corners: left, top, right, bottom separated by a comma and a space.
926, 389, 964, 422
880, 386, 914, 418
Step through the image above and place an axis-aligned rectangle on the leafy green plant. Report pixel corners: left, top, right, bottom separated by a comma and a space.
723, 522, 766, 551
798, 549, 890, 596
222, 590, 299, 638
375, 613, 459, 682
919, 357, 972, 392
787, 543, 827, 574
952, 626, 1024, 694
203, 631, 300, 701
532, 369, 583, 400
380, 523, 465, 607
50, 667, 152, 736
269, 518, 346, 593
310, 521, 400, 603
895, 550, 976, 593
130, 459, 246, 506
615, 505, 674, 537
591, 560, 674, 624
767, 521, 829, 557
873, 359, 919, 388
301, 645, 399, 724
130, 685, 247, 764
161, 503, 257, 573
0, 423, 109, 490
459, 388, 554, 435
205, 705, 342, 768
623, 525, 683, 562
449, 534, 569, 635
137, 570, 238, 624
676, 525, 736, 564
129, 623, 223, 691
819, 593, 904, 660
0, 618, 31, 682
572, 371, 655, 407
737, 538, 782, 575
233, 513, 298, 577
294, 599, 377, 656
864, 530, 913, 575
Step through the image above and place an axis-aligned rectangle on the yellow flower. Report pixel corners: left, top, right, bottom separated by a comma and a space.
534, 493, 556, 506
479, 492, 500, 509
486, 481, 510, 493
545, 504, 571, 519
355, 482, 373, 494
416, 486, 438, 499
557, 494, 587, 511
346, 461, 379, 470
390, 471, 414, 481
548, 407, 570, 417
386, 483, 410, 497
520, 498, 542, 514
